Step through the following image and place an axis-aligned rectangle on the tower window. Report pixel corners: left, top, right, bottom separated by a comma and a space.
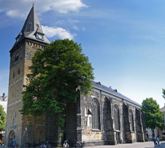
14, 53, 19, 62
13, 71, 15, 79
18, 68, 20, 75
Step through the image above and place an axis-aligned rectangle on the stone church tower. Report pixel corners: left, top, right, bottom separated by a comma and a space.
6, 4, 145, 148
6, 5, 49, 147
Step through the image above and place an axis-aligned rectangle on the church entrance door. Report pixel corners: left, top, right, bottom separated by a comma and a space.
8, 130, 15, 147
116, 131, 120, 144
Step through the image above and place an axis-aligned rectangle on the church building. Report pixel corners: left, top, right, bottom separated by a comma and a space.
6, 5, 145, 147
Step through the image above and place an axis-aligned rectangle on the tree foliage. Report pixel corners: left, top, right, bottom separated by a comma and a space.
0, 105, 6, 130
22, 39, 94, 115
142, 98, 163, 129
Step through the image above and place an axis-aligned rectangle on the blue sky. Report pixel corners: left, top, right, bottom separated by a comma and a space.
1, 0, 165, 107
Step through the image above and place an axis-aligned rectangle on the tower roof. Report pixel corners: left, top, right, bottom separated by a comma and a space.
16, 5, 50, 44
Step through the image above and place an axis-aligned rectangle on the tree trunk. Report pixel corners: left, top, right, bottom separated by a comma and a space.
152, 128, 155, 139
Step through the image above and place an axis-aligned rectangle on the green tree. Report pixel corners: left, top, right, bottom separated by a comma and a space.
0, 105, 6, 130
22, 39, 93, 118
142, 98, 163, 137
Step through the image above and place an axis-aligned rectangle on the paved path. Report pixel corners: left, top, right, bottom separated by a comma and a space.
0, 142, 164, 148
85, 141, 165, 148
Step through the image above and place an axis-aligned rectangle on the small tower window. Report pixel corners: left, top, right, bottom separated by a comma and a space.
14, 53, 19, 62
18, 68, 20, 75
13, 71, 15, 79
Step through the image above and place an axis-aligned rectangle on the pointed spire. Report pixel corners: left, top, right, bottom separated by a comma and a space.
16, 5, 49, 44
21, 5, 43, 34
32, 0, 35, 7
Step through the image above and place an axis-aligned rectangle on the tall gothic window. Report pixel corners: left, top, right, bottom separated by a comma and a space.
114, 105, 120, 130
129, 110, 135, 132
103, 97, 112, 131
85, 107, 92, 128
92, 98, 100, 129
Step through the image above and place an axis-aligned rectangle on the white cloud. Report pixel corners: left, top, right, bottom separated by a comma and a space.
0, 70, 9, 91
0, 69, 9, 113
1, 0, 87, 18
42, 25, 74, 40
37, 0, 87, 14
6, 9, 25, 18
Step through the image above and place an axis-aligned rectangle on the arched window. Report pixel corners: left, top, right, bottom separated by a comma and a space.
92, 98, 100, 129
129, 110, 134, 132
114, 105, 120, 130
103, 97, 112, 131
85, 107, 92, 128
